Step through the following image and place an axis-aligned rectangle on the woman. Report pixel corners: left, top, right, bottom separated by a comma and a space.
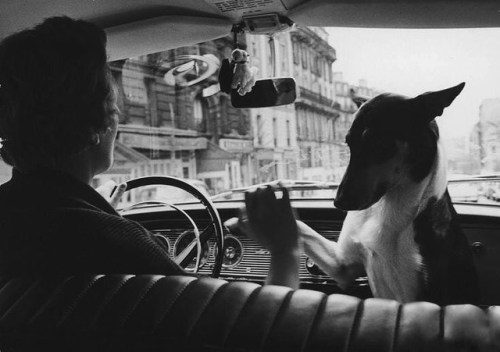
0, 16, 185, 276
0, 16, 300, 286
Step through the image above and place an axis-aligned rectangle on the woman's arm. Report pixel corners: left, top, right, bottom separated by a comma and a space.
225, 185, 300, 289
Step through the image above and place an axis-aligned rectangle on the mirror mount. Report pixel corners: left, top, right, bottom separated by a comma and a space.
219, 17, 297, 109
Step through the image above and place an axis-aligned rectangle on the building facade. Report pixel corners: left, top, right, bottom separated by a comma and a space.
245, 31, 299, 183
470, 98, 500, 174
333, 73, 381, 180
98, 35, 253, 199
291, 26, 338, 181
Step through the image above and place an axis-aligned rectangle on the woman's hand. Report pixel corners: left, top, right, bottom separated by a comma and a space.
243, 185, 299, 255
225, 185, 300, 288
95, 180, 127, 209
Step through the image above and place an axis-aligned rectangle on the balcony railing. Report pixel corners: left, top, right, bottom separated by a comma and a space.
299, 87, 335, 107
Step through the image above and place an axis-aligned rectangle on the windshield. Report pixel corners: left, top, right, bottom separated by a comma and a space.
1, 27, 497, 206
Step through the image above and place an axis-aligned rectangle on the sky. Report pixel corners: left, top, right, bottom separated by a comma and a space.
325, 27, 500, 139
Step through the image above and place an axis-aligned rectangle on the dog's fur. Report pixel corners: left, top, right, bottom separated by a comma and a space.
300, 83, 479, 304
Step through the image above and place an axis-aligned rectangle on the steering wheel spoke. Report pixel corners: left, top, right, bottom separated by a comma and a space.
123, 176, 224, 277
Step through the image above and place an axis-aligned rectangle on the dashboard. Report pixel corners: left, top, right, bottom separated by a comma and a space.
124, 200, 500, 305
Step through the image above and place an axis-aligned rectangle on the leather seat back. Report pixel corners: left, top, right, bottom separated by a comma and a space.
0, 275, 498, 351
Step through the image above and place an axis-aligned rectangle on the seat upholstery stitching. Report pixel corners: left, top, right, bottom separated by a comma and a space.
207, 282, 240, 347
0, 278, 41, 320
391, 303, 402, 352
301, 293, 327, 352
87, 275, 135, 329
28, 276, 74, 325
221, 285, 262, 349
151, 276, 197, 332
189, 281, 230, 344
344, 299, 364, 352
56, 275, 104, 328
0, 276, 14, 293
260, 289, 294, 351
118, 275, 163, 329
185, 280, 227, 339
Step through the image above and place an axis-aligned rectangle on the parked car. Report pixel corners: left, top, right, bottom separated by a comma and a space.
1, 0, 500, 351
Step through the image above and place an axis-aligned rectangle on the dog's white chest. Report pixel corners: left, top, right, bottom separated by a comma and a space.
363, 228, 423, 302
343, 210, 423, 302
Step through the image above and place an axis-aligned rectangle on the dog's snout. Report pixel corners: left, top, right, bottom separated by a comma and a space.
334, 186, 357, 210
334, 195, 357, 211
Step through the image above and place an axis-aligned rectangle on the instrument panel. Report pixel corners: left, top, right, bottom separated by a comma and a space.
151, 226, 369, 289
127, 203, 371, 295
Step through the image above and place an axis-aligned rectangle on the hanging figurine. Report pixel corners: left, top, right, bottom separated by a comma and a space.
230, 48, 257, 96
219, 48, 257, 96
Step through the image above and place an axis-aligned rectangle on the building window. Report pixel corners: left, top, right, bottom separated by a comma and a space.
268, 38, 274, 69
257, 114, 263, 145
286, 120, 291, 147
280, 41, 288, 74
273, 117, 278, 147
193, 97, 203, 126
303, 114, 308, 139
252, 39, 257, 57
301, 44, 308, 69
181, 150, 190, 162
292, 40, 299, 64
300, 147, 312, 168
122, 58, 148, 105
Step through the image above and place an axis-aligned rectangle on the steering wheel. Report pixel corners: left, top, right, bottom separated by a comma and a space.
122, 176, 224, 278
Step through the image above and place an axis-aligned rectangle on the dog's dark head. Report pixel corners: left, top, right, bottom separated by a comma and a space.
334, 83, 465, 211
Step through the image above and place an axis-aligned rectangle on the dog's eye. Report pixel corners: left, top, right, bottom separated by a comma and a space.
361, 129, 370, 140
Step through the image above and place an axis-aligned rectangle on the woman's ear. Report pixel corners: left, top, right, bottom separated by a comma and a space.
90, 133, 100, 146
413, 82, 465, 123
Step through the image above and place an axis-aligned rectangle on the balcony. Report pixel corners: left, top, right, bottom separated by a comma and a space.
299, 87, 334, 106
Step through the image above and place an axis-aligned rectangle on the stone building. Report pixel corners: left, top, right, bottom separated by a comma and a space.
470, 98, 500, 173
245, 31, 299, 183
98, 35, 253, 198
333, 74, 380, 180
291, 26, 338, 181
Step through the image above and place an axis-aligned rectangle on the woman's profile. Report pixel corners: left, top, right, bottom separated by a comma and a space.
0, 16, 185, 275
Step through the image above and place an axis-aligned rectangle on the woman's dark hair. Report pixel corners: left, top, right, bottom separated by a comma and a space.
0, 16, 114, 170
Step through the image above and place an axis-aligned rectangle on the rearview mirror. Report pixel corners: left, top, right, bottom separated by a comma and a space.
231, 78, 296, 108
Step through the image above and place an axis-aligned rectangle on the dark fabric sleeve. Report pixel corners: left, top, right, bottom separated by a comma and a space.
39, 208, 187, 276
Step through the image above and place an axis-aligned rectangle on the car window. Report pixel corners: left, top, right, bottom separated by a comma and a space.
4, 26, 495, 206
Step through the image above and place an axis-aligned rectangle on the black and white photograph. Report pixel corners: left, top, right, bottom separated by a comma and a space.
0, 0, 499, 350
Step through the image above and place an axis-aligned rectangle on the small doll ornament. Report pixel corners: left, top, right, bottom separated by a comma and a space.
230, 49, 258, 96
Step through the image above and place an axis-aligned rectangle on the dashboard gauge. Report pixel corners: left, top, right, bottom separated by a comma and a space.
214, 235, 243, 268
153, 233, 171, 254
305, 257, 327, 276
173, 230, 209, 271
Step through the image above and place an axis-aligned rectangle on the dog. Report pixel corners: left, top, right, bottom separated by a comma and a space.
298, 82, 479, 304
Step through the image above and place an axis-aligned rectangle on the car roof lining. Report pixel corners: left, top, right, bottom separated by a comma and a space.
1, 0, 498, 60
289, 0, 500, 29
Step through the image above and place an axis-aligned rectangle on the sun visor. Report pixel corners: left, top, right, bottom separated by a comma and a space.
106, 16, 232, 61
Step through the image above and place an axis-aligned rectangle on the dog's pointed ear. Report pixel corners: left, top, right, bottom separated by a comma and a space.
413, 82, 465, 122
